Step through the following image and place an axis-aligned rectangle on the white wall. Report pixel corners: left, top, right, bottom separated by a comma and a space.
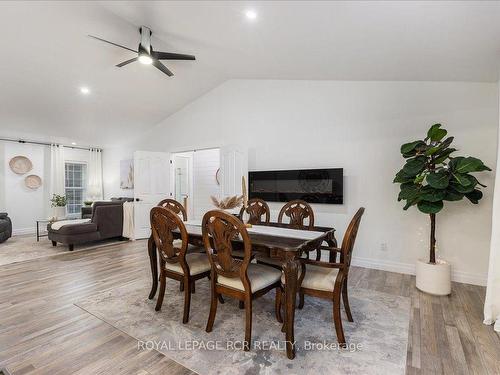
103, 80, 498, 285
3, 142, 49, 234
0, 142, 91, 234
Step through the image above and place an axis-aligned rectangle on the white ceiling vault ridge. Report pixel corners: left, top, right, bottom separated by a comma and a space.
0, 1, 499, 147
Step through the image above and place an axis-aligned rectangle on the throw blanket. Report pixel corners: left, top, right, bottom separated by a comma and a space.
122, 201, 135, 240
51, 219, 90, 230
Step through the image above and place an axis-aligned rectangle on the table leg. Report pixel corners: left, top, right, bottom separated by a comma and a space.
283, 257, 299, 359
148, 235, 158, 300
36, 222, 40, 242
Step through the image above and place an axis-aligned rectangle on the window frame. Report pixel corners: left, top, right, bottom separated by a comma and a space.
64, 161, 88, 218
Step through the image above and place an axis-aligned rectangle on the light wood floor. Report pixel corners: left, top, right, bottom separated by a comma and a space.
0, 240, 499, 375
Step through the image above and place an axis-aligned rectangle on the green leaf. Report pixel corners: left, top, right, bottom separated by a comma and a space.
449, 181, 476, 194
455, 157, 491, 173
443, 190, 464, 201
453, 173, 476, 187
427, 124, 447, 142
426, 171, 450, 189
433, 148, 457, 164
398, 183, 421, 201
403, 197, 420, 210
401, 140, 426, 156
393, 169, 414, 183
448, 156, 464, 171
402, 156, 427, 177
417, 200, 444, 214
425, 146, 440, 156
465, 189, 483, 204
420, 187, 446, 202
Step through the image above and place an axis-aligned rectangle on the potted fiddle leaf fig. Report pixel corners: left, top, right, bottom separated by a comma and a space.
394, 124, 490, 295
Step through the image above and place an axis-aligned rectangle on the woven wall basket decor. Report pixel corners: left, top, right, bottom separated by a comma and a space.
25, 174, 42, 190
9, 155, 33, 175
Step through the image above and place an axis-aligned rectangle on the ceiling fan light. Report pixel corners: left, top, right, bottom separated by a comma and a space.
138, 54, 153, 65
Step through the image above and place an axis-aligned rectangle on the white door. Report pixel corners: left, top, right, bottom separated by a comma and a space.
134, 151, 171, 239
220, 145, 248, 206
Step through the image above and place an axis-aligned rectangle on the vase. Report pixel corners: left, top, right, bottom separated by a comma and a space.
415, 258, 451, 296
53, 206, 66, 221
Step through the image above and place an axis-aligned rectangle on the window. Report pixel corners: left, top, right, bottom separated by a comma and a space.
65, 162, 87, 216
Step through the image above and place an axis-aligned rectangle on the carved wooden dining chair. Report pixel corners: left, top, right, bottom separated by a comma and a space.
276, 207, 365, 345
156, 198, 204, 292
233, 198, 272, 261
239, 198, 270, 224
277, 199, 315, 229
157, 198, 187, 221
257, 199, 316, 269
151, 206, 211, 324
202, 210, 282, 351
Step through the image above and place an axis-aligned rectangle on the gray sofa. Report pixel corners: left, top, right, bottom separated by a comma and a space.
0, 213, 12, 243
48, 201, 126, 251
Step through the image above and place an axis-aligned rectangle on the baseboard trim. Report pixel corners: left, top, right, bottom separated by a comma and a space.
12, 227, 36, 236
350, 256, 487, 286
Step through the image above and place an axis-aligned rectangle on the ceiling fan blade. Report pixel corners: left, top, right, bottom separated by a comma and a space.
152, 51, 196, 60
116, 57, 138, 67
88, 35, 137, 53
152, 60, 174, 76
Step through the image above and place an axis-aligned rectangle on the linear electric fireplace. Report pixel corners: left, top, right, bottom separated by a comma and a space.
248, 168, 343, 204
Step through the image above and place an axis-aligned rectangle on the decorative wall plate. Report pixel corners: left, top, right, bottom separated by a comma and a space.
25, 174, 42, 190
9, 156, 33, 175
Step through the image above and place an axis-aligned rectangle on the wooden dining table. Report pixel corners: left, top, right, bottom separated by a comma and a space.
147, 221, 337, 359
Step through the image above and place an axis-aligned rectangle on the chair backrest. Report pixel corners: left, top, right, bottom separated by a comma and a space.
202, 210, 252, 290
239, 198, 270, 225
340, 208, 365, 266
157, 199, 187, 221
278, 200, 315, 229
150, 207, 189, 270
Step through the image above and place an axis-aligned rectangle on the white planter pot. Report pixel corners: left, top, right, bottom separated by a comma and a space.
415, 258, 451, 296
52, 206, 66, 221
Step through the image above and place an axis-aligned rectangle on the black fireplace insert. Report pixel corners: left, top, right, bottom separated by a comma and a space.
248, 168, 343, 204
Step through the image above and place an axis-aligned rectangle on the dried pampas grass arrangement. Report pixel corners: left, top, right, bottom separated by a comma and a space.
211, 195, 243, 210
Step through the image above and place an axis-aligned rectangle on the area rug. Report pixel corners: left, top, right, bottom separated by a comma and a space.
0, 235, 125, 266
76, 276, 410, 375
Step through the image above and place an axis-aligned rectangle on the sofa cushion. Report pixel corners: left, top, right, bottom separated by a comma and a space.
49, 222, 98, 235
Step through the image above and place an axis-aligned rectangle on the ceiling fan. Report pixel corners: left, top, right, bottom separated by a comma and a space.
89, 26, 195, 77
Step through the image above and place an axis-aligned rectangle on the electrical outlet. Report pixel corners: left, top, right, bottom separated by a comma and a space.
380, 242, 388, 252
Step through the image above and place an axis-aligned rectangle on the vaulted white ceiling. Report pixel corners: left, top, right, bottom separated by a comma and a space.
1, 1, 500, 147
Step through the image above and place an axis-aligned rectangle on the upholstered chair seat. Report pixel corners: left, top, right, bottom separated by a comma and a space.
280, 264, 339, 292
218, 263, 281, 292
165, 253, 211, 276
172, 239, 205, 254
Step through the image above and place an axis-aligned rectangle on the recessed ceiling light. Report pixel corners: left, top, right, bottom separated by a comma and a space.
71, 142, 77, 145
245, 10, 257, 20
138, 54, 153, 65
80, 87, 90, 95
